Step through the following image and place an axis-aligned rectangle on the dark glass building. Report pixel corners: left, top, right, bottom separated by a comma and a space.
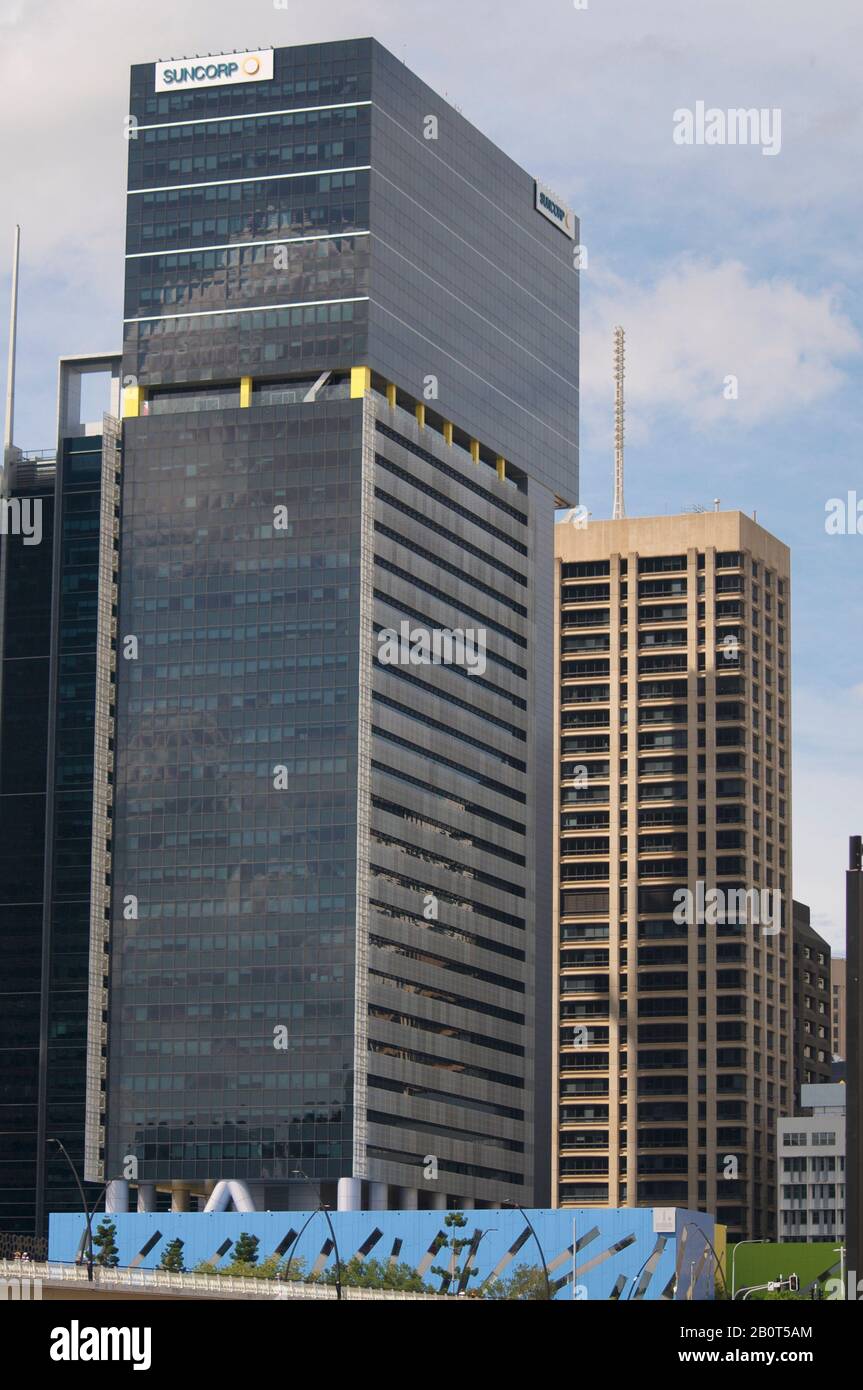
791, 900, 832, 1106
0, 355, 121, 1239
93, 38, 578, 1212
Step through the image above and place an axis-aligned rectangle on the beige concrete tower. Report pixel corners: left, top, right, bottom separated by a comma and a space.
553, 511, 792, 1241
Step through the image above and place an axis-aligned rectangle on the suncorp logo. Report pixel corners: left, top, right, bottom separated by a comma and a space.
534, 179, 576, 239
155, 49, 274, 93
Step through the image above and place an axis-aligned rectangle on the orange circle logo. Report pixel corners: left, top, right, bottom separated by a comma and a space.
243, 57, 260, 75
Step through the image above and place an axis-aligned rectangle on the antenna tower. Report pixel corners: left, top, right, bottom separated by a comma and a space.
612, 325, 625, 519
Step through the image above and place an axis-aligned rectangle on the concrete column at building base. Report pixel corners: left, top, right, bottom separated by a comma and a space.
105, 1179, 129, 1213
136, 1183, 156, 1213
337, 1177, 363, 1212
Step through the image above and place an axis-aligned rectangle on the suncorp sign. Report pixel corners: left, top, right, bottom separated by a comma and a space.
155, 49, 274, 93
534, 180, 576, 239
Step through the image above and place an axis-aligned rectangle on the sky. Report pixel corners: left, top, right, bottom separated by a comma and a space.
0, 0, 860, 951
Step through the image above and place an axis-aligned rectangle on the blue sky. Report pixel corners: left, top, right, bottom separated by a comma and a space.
1, 0, 860, 949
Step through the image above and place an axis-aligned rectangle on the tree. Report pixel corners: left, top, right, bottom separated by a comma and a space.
317, 1256, 431, 1293
231, 1232, 260, 1266
199, 1253, 307, 1280
93, 1218, 119, 1268
430, 1212, 479, 1295
159, 1238, 185, 1273
484, 1263, 551, 1301
276, 1256, 307, 1283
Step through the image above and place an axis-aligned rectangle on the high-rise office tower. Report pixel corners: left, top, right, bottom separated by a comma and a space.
791, 900, 832, 1103
0, 354, 121, 1238
553, 512, 792, 1240
88, 39, 578, 1213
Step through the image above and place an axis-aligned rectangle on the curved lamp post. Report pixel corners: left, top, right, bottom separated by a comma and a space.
679, 1221, 731, 1301
627, 1245, 656, 1301
291, 1169, 343, 1301
502, 1200, 552, 1300
48, 1139, 109, 1283
731, 1238, 766, 1301
282, 1207, 320, 1287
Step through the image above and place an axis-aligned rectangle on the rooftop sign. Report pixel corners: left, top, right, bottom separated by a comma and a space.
534, 179, 576, 239
155, 50, 274, 93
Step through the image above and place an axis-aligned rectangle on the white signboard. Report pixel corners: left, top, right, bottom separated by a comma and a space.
155, 50, 274, 93
534, 179, 576, 239
653, 1207, 676, 1233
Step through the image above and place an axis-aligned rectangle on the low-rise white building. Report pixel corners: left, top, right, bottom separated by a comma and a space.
778, 1083, 845, 1242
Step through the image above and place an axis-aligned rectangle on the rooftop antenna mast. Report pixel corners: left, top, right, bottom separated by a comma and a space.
3, 224, 20, 473
612, 324, 625, 519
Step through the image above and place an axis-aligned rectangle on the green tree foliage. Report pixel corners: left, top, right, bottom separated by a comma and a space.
484, 1263, 551, 1301
231, 1232, 260, 1266
159, 1237, 186, 1273
430, 1212, 479, 1295
317, 1256, 431, 1292
195, 1253, 308, 1280
276, 1255, 307, 1282
93, 1218, 120, 1268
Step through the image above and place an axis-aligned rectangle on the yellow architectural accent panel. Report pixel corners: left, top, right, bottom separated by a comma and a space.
470, 438, 480, 463
386, 382, 397, 408
350, 366, 371, 398
496, 456, 506, 480
121, 385, 142, 419
415, 402, 426, 429
240, 376, 253, 407
443, 420, 453, 445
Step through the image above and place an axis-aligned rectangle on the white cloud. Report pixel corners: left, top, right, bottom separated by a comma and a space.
580, 259, 860, 435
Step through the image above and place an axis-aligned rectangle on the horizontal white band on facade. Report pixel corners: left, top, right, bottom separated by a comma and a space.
126, 229, 371, 259
136, 99, 372, 133
123, 294, 369, 323
128, 164, 370, 196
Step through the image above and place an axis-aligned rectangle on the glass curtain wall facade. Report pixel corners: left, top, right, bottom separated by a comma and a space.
0, 466, 54, 1237
0, 355, 120, 1239
95, 38, 577, 1211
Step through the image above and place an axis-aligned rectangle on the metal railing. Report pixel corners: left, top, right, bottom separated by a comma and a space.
0, 1259, 451, 1301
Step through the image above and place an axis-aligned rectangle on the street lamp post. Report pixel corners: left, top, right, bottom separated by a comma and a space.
731, 1238, 766, 1302
282, 1207, 320, 1287
502, 1200, 552, 1301
679, 1222, 729, 1300
292, 1169, 343, 1301
627, 1247, 655, 1301
48, 1139, 102, 1283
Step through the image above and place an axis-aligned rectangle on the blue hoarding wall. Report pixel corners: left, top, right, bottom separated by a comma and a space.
49, 1207, 714, 1300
